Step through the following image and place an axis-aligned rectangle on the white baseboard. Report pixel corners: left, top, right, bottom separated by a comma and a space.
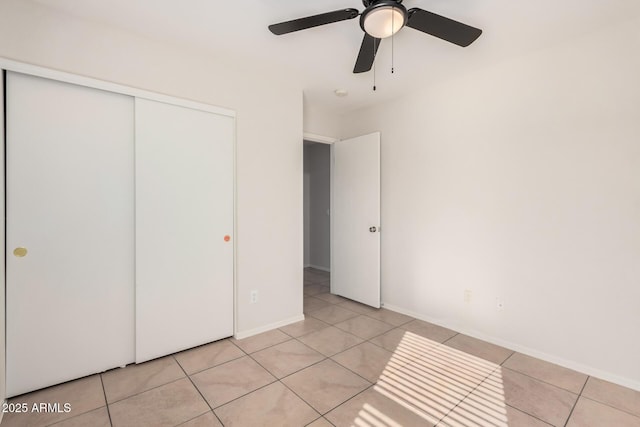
234, 314, 305, 340
305, 264, 330, 272
381, 303, 640, 392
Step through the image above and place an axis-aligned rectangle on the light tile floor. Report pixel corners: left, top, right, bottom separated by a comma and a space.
2, 267, 639, 426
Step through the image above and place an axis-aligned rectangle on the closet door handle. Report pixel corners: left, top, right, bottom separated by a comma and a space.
369, 226, 377, 233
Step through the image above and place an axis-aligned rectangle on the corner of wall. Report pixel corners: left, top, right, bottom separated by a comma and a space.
234, 314, 304, 340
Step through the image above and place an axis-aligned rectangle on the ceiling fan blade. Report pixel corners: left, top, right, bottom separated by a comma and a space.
406, 8, 482, 47
353, 34, 381, 73
269, 8, 359, 35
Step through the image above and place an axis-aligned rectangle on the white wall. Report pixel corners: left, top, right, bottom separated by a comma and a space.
340, 17, 640, 389
304, 143, 331, 270
303, 102, 343, 140
0, 0, 304, 341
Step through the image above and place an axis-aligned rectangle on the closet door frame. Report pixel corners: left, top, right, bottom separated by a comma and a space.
0, 59, 235, 118
0, 57, 238, 356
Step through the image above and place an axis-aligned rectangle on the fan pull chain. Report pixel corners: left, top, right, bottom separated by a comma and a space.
391, 9, 395, 74
373, 37, 377, 91
373, 60, 376, 91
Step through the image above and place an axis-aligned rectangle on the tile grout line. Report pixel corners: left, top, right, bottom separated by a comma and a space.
305, 305, 402, 332
41, 401, 108, 427
399, 338, 500, 379
499, 353, 597, 397
231, 334, 294, 356
575, 375, 640, 418
324, 359, 377, 391
576, 395, 640, 420
106, 376, 186, 405
203, 378, 281, 414
503, 404, 555, 427
497, 364, 585, 426
177, 346, 247, 377
397, 355, 499, 398
438, 366, 556, 426
500, 350, 517, 366
498, 365, 587, 399
277, 315, 332, 339
439, 362, 566, 427
181, 352, 246, 377
244, 349, 326, 420
306, 293, 415, 328
241, 326, 376, 420
280, 335, 378, 412
178, 342, 288, 418
358, 310, 414, 327
316, 384, 376, 422
563, 375, 590, 427
305, 416, 337, 427
298, 336, 368, 364
434, 360, 512, 425
99, 374, 114, 427
441, 333, 461, 345
172, 354, 225, 426
173, 412, 215, 427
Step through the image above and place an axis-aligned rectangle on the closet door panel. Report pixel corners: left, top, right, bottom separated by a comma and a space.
6, 72, 135, 397
135, 98, 234, 362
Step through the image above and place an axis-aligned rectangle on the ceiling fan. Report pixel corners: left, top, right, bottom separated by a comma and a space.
268, 0, 482, 74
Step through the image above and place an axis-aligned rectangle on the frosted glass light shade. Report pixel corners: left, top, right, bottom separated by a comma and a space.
363, 6, 405, 39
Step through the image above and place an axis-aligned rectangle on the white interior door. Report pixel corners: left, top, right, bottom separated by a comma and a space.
6, 72, 135, 397
135, 98, 234, 363
332, 132, 381, 307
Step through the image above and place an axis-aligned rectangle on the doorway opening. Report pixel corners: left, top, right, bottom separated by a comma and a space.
302, 131, 381, 312
303, 140, 331, 296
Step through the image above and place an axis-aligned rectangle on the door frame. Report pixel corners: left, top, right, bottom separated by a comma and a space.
303, 132, 382, 305
303, 133, 337, 291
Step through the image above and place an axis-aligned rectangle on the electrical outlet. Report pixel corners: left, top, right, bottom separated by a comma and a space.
496, 298, 504, 311
464, 289, 472, 303
250, 290, 258, 304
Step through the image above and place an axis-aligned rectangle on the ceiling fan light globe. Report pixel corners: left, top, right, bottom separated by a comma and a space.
363, 5, 406, 39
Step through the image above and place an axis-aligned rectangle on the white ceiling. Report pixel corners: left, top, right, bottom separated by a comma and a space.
33, 0, 640, 113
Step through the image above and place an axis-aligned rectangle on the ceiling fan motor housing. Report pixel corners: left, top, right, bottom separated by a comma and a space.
362, 0, 403, 6
360, 0, 408, 38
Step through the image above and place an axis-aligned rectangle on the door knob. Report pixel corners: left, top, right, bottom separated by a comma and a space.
13, 247, 28, 257
369, 226, 377, 232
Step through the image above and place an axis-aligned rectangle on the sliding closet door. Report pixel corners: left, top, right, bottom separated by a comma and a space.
6, 72, 135, 397
135, 98, 234, 362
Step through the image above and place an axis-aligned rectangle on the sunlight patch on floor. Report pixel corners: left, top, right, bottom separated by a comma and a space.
356, 403, 403, 427
352, 331, 510, 426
